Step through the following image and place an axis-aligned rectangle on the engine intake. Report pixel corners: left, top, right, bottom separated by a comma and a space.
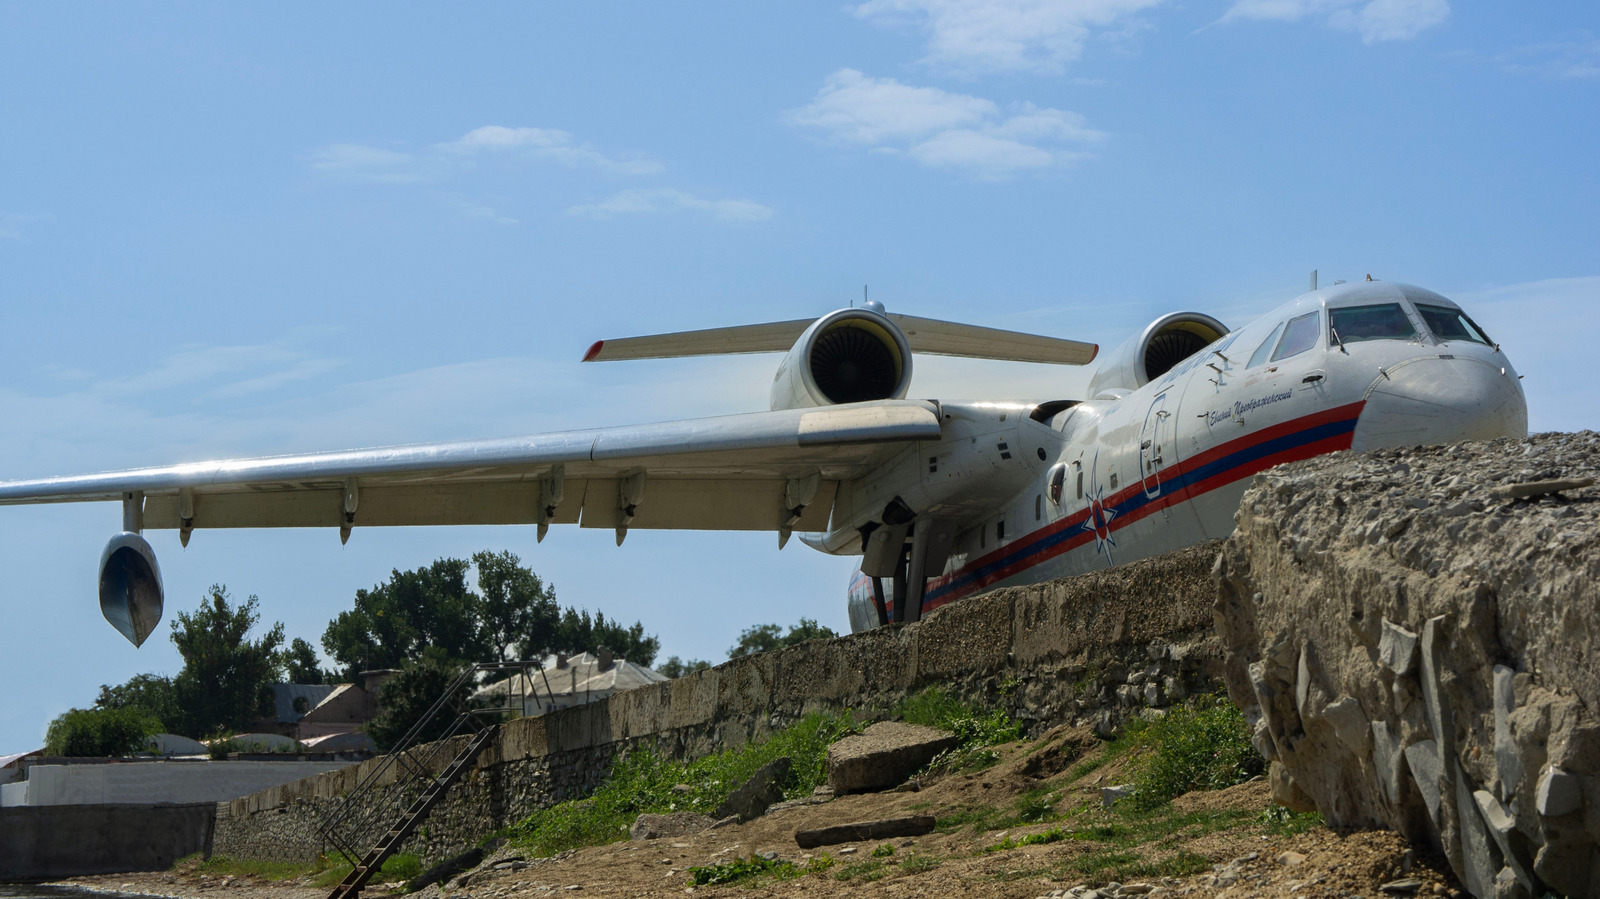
771, 309, 913, 410
1085, 311, 1229, 399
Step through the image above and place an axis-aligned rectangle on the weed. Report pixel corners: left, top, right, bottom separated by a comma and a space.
900, 852, 942, 873
935, 806, 998, 833
1013, 787, 1057, 824
986, 827, 1068, 852
687, 854, 802, 886
871, 843, 896, 857
1260, 805, 1325, 836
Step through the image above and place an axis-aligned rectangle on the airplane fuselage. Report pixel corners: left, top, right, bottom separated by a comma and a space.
844, 281, 1527, 630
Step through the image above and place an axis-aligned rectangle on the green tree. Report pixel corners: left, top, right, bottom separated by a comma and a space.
322, 559, 488, 679
281, 637, 324, 685
363, 649, 474, 752
728, 618, 839, 659
94, 673, 181, 733
547, 608, 659, 666
473, 550, 559, 661
170, 587, 286, 738
657, 656, 711, 678
45, 706, 163, 757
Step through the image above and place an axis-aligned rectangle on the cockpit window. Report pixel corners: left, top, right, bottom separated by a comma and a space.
1247, 322, 1285, 368
1270, 311, 1320, 362
1328, 304, 1417, 346
1416, 303, 1493, 345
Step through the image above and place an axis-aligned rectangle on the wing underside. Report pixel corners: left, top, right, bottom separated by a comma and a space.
0, 401, 943, 533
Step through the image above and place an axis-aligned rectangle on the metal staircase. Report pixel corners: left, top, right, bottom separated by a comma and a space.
319, 661, 552, 899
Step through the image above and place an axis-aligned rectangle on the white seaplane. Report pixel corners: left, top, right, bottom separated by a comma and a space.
0, 276, 1527, 646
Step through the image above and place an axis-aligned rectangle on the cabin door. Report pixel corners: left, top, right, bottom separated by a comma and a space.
1140, 392, 1172, 500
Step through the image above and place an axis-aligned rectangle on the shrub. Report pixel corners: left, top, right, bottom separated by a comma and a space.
44, 707, 163, 757
1123, 696, 1263, 809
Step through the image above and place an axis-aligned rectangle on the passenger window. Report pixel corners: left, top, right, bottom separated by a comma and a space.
1416, 303, 1493, 345
1271, 312, 1321, 362
1328, 304, 1417, 345
1248, 322, 1285, 368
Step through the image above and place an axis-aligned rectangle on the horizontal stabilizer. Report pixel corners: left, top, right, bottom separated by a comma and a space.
584, 312, 1097, 365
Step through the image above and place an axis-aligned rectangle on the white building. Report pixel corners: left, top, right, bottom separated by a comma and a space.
473, 650, 667, 718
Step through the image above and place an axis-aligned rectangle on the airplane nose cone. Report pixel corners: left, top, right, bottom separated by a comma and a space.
1351, 355, 1528, 452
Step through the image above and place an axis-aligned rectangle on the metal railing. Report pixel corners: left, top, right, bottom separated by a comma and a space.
317, 660, 549, 866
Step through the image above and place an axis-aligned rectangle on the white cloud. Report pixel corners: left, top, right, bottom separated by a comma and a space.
1477, 35, 1600, 80
438, 126, 664, 175
1220, 0, 1448, 44
788, 70, 1103, 179
567, 188, 774, 223
307, 144, 423, 183
853, 0, 1166, 75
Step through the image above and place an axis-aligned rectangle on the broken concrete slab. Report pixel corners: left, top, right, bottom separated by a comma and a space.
1405, 740, 1444, 826
713, 756, 791, 822
629, 812, 715, 841
825, 722, 959, 795
1324, 696, 1371, 756
793, 814, 936, 849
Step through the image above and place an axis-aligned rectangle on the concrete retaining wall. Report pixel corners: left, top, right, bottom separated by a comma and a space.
214, 540, 1228, 865
0, 803, 214, 881
6, 760, 355, 807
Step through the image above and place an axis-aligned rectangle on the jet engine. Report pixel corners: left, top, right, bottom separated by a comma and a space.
1084, 311, 1229, 399
769, 306, 913, 410
99, 531, 164, 647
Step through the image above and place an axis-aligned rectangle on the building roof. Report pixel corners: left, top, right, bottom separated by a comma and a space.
269, 683, 339, 723
473, 652, 667, 708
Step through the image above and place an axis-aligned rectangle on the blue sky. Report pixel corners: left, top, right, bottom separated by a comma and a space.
1, 1, 1596, 753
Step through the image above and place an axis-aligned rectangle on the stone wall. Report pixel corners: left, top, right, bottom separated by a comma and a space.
215, 540, 1228, 865
1216, 433, 1600, 899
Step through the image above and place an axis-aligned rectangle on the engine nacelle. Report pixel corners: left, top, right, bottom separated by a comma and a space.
99, 531, 164, 647
769, 307, 913, 411
1084, 311, 1229, 399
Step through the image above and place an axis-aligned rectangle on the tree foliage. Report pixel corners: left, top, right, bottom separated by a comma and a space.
322, 558, 488, 679
281, 637, 324, 685
727, 618, 839, 659
45, 706, 163, 757
170, 586, 286, 738
657, 656, 712, 679
323, 552, 659, 678
94, 673, 181, 731
362, 649, 474, 752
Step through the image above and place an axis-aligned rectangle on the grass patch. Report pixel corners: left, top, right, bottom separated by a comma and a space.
503, 711, 858, 857
871, 843, 896, 857
686, 854, 831, 886
896, 686, 1024, 775
309, 853, 422, 888
900, 852, 942, 873
833, 858, 891, 882
986, 827, 1068, 852
1120, 696, 1263, 810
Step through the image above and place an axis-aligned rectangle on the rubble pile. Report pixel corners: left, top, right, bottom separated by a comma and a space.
1215, 432, 1600, 898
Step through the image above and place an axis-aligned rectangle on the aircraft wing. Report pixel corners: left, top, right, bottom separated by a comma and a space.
0, 400, 942, 534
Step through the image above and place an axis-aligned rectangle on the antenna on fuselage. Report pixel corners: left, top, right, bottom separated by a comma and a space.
1310, 269, 1318, 291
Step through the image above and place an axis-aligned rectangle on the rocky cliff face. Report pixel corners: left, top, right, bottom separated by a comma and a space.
1215, 432, 1600, 899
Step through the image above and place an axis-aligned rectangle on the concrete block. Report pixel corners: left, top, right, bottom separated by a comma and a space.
1536, 766, 1582, 817
1379, 619, 1419, 675
1455, 773, 1498, 899
1405, 740, 1443, 825
1372, 721, 1403, 805
826, 722, 959, 795
1323, 696, 1370, 756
